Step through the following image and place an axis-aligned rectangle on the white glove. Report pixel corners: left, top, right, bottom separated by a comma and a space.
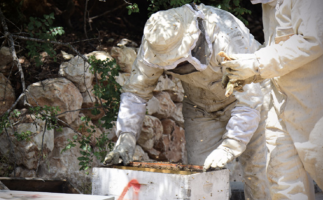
203, 138, 247, 171
221, 54, 260, 81
203, 148, 235, 171
103, 132, 136, 165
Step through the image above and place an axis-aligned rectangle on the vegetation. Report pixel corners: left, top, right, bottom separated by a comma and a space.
0, 0, 261, 179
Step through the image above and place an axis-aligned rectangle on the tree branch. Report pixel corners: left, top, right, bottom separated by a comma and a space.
0, 7, 26, 104
89, 3, 127, 21
36, 120, 47, 176
84, 0, 89, 39
11, 34, 89, 63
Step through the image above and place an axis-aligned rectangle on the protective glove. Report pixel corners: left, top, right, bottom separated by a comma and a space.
203, 148, 235, 171
203, 138, 246, 171
103, 132, 136, 165
221, 54, 261, 82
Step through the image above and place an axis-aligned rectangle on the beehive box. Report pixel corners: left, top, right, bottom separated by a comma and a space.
92, 162, 230, 200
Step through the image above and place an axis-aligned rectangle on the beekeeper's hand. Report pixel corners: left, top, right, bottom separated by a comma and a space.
203, 148, 235, 171
103, 132, 136, 165
221, 54, 261, 82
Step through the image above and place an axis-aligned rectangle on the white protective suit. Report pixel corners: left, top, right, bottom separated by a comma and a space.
107, 4, 270, 199
224, 0, 323, 199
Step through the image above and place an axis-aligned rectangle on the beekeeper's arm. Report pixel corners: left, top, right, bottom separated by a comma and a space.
103, 46, 163, 165
204, 83, 263, 170
222, 0, 323, 81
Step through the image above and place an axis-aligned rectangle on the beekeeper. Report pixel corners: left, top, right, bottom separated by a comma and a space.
104, 3, 270, 199
221, 0, 323, 199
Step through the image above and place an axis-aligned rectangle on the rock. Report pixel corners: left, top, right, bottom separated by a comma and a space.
0, 73, 15, 116
38, 127, 97, 193
0, 47, 12, 66
110, 46, 136, 73
115, 73, 130, 87
133, 145, 150, 161
80, 86, 105, 120
169, 103, 184, 128
10, 166, 36, 178
86, 51, 117, 81
154, 75, 184, 103
26, 78, 83, 124
61, 50, 74, 60
117, 38, 138, 48
70, 113, 103, 146
137, 115, 163, 159
155, 119, 187, 163
146, 92, 176, 119
96, 120, 117, 142
85, 51, 113, 61
0, 117, 54, 169
59, 56, 93, 92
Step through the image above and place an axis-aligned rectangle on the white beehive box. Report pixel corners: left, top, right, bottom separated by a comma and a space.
92, 167, 230, 200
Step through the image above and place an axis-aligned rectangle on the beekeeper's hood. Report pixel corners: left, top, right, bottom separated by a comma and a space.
141, 4, 212, 72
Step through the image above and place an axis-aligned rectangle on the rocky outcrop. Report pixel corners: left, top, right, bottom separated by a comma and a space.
137, 115, 163, 159
11, 166, 36, 178
70, 113, 103, 145
158, 119, 187, 163
80, 86, 105, 120
146, 92, 176, 119
38, 127, 98, 192
59, 56, 94, 92
133, 145, 150, 161
26, 78, 83, 124
110, 46, 136, 73
0, 116, 54, 170
0, 73, 15, 116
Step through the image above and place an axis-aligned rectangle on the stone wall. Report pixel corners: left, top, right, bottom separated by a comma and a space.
0, 44, 187, 193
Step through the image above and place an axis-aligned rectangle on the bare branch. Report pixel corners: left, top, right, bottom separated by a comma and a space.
84, 0, 89, 39
89, 3, 127, 21
11, 34, 90, 63
0, 7, 26, 104
0, 93, 25, 118
36, 120, 47, 176
56, 118, 82, 137
55, 106, 99, 117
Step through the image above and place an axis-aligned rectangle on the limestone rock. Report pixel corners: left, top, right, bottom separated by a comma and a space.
146, 92, 176, 119
0, 73, 15, 116
0, 117, 54, 169
59, 56, 93, 92
117, 38, 138, 48
169, 103, 184, 128
154, 75, 184, 103
38, 127, 97, 193
0, 47, 12, 66
157, 119, 187, 163
80, 86, 105, 120
10, 166, 36, 178
85, 51, 113, 61
137, 115, 163, 159
70, 113, 103, 146
96, 120, 117, 142
26, 78, 83, 124
110, 46, 136, 73
61, 50, 74, 60
133, 145, 150, 161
